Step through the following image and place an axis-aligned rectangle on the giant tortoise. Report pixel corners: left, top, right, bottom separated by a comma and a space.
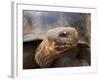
23, 11, 91, 69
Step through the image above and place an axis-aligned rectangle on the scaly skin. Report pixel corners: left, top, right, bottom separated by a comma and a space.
35, 27, 79, 68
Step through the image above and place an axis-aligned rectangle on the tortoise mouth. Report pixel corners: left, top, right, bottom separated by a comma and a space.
56, 41, 89, 47
65, 42, 90, 47
55, 41, 90, 51
56, 42, 77, 45
55, 42, 78, 51
62, 43, 77, 47
65, 42, 78, 44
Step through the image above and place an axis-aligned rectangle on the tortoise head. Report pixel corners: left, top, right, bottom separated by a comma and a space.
35, 27, 90, 68
45, 27, 79, 50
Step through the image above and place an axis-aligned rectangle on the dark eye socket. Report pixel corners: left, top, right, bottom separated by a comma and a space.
59, 32, 69, 37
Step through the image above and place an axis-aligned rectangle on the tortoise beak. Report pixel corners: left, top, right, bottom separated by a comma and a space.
77, 40, 90, 48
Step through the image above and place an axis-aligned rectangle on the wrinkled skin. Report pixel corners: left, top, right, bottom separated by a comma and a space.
35, 27, 90, 68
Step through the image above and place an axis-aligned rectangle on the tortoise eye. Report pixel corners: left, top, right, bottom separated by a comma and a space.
59, 32, 69, 38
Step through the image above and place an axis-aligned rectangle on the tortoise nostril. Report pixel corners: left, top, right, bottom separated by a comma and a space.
59, 32, 69, 37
